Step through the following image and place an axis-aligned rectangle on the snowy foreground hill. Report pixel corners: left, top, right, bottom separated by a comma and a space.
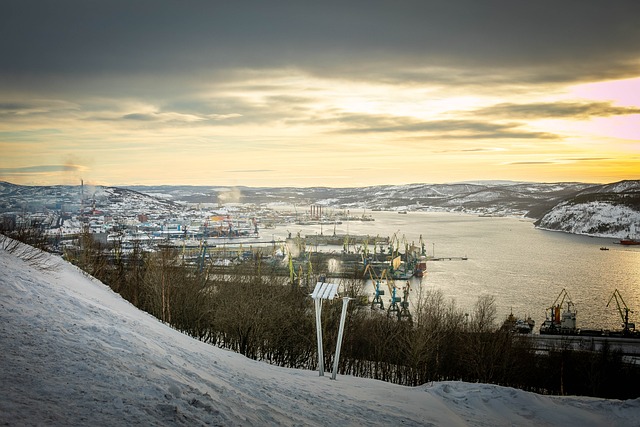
1, 245, 639, 426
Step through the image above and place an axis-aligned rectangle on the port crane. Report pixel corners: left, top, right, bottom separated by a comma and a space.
607, 289, 636, 335
540, 288, 577, 334
364, 264, 388, 309
363, 264, 412, 321
397, 281, 412, 322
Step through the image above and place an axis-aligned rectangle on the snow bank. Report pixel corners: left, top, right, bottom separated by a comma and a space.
1, 243, 638, 426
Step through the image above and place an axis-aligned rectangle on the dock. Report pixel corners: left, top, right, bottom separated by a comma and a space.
529, 334, 640, 362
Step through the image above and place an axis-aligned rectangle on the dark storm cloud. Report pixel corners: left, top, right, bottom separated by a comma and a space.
2, 0, 640, 89
472, 102, 640, 120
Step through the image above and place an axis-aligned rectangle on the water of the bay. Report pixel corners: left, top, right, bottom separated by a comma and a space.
270, 210, 640, 332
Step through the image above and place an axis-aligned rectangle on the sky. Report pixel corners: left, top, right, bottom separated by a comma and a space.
3, 243, 639, 425
1, 1, 639, 188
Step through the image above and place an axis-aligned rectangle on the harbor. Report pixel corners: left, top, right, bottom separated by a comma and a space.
8, 193, 639, 335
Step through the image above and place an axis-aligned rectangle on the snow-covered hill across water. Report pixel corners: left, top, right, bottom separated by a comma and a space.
535, 180, 640, 238
1, 242, 639, 426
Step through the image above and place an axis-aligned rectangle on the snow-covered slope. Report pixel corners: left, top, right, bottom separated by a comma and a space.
1, 243, 639, 426
536, 201, 640, 238
536, 181, 640, 238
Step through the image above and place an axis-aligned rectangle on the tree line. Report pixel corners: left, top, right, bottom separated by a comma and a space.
2, 222, 638, 399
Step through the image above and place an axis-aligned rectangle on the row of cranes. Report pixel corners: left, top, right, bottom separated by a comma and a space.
360, 232, 429, 280
364, 264, 413, 322
178, 229, 427, 322
540, 288, 637, 337
207, 229, 427, 322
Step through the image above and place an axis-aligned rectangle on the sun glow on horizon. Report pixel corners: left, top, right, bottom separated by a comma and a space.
1, 70, 639, 187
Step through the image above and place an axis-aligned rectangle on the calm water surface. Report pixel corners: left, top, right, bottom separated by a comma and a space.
272, 211, 640, 331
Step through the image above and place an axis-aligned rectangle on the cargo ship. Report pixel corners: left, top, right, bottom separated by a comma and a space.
619, 238, 640, 246
502, 311, 535, 334
539, 288, 639, 338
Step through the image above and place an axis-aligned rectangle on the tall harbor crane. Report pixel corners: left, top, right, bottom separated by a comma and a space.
607, 289, 636, 335
539, 288, 577, 334
364, 264, 387, 309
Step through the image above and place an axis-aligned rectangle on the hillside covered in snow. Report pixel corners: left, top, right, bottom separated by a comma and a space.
125, 181, 593, 218
1, 241, 639, 426
535, 180, 640, 238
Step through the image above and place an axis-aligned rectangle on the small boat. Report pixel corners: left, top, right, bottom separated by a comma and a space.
600, 247, 609, 251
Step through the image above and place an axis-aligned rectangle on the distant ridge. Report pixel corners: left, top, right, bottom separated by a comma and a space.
2, 180, 639, 238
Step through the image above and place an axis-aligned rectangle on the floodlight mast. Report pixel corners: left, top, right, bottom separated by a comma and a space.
331, 297, 353, 380
311, 281, 351, 380
314, 297, 325, 376
311, 281, 339, 377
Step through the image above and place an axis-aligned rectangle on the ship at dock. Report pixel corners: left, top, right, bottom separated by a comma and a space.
302, 233, 390, 247
539, 288, 639, 338
502, 311, 535, 334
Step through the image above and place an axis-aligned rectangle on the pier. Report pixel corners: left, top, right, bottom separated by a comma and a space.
528, 334, 640, 362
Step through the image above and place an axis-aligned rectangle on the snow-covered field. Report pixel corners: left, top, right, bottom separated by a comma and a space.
1, 242, 639, 426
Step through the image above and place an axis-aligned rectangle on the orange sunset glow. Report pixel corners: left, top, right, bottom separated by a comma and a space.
1, 1, 639, 187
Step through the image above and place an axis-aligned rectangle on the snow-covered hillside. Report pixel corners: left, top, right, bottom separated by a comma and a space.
536, 201, 640, 238
536, 181, 640, 238
1, 242, 639, 426
122, 181, 594, 215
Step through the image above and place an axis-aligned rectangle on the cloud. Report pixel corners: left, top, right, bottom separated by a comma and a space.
0, 164, 87, 174
472, 102, 640, 120
565, 157, 612, 162
2, 1, 638, 186
505, 161, 557, 165
0, 99, 79, 120
121, 113, 156, 122
332, 114, 560, 140
505, 157, 613, 166
2, 1, 639, 90
437, 147, 507, 154
226, 169, 274, 173
0, 102, 32, 111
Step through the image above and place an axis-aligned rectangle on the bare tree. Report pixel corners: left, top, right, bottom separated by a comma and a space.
0, 230, 58, 271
